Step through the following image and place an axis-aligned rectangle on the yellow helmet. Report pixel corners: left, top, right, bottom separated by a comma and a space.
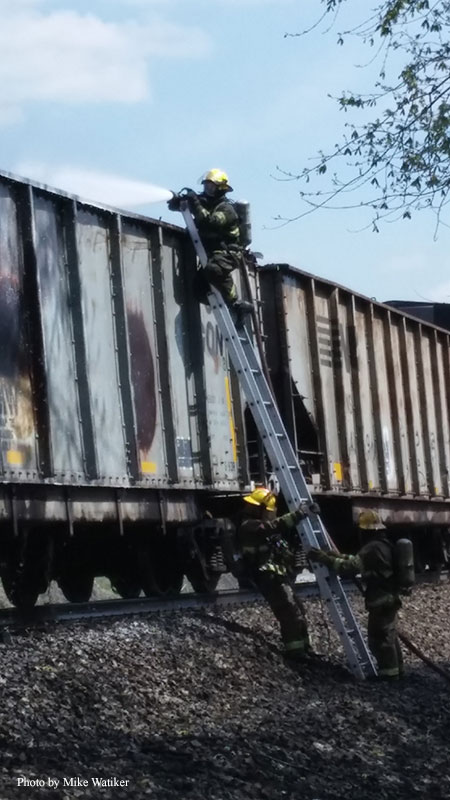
358, 509, 386, 531
202, 168, 233, 192
243, 487, 277, 512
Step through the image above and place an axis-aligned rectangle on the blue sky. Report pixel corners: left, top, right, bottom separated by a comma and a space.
2, 0, 450, 305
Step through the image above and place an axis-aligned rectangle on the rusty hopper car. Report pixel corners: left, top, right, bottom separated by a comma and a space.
0, 170, 249, 607
257, 263, 450, 566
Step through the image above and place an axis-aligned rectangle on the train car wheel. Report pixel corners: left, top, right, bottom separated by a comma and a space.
0, 530, 50, 610
1, 571, 40, 611
140, 535, 183, 597
184, 562, 220, 594
110, 576, 142, 599
57, 571, 94, 603
142, 562, 183, 597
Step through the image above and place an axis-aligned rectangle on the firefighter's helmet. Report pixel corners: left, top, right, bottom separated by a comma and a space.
243, 487, 277, 512
358, 509, 386, 531
201, 168, 233, 192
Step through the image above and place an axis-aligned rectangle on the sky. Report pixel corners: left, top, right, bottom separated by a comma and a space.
1, 0, 450, 305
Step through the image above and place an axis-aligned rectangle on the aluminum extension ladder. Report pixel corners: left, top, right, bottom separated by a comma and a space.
181, 205, 377, 680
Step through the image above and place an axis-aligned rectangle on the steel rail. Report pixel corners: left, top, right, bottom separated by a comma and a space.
0, 581, 342, 631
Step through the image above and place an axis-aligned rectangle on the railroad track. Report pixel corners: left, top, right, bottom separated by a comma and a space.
0, 571, 443, 634
0, 580, 329, 632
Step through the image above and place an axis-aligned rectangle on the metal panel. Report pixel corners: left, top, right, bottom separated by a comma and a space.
0, 182, 38, 480
200, 303, 240, 486
76, 208, 127, 482
329, 289, 360, 491
435, 333, 450, 498
384, 317, 408, 495
314, 288, 345, 489
159, 234, 199, 485
281, 274, 315, 419
61, 200, 98, 481
404, 324, 428, 493
420, 329, 443, 496
120, 221, 170, 484
33, 192, 84, 479
371, 310, 397, 493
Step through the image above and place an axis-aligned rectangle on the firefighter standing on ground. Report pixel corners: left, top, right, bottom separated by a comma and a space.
168, 168, 252, 314
308, 510, 405, 681
237, 487, 319, 661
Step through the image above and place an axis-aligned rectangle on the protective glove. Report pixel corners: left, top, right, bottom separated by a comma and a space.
307, 547, 323, 562
292, 506, 307, 523
185, 190, 202, 213
292, 501, 320, 523
307, 548, 335, 568
167, 192, 182, 212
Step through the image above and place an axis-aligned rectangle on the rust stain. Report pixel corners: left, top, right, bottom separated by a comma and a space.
127, 310, 157, 452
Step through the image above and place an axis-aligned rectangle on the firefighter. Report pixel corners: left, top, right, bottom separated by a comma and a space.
168, 168, 252, 316
236, 487, 319, 661
308, 509, 404, 681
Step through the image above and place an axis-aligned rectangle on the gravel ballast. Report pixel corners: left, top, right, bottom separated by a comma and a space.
1, 581, 450, 800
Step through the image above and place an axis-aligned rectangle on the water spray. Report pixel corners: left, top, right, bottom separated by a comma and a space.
16, 164, 173, 208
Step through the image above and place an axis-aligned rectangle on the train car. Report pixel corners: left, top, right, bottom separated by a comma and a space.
0, 169, 250, 607
1, 169, 448, 608
257, 263, 450, 565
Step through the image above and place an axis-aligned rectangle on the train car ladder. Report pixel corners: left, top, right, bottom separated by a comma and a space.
181, 204, 377, 680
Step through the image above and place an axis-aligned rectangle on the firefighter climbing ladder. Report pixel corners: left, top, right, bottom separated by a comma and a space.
181, 204, 377, 680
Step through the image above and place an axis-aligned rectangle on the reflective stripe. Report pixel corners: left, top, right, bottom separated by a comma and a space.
284, 639, 308, 653
260, 563, 286, 575
378, 666, 400, 677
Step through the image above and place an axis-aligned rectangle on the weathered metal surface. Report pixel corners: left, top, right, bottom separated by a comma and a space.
0, 182, 38, 480
0, 485, 199, 523
259, 264, 450, 508
33, 192, 85, 480
0, 170, 246, 502
121, 222, 171, 485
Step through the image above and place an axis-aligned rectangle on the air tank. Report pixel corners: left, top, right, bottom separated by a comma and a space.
234, 200, 252, 247
394, 538, 415, 590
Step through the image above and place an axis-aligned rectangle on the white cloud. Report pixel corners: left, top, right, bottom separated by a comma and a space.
0, 6, 211, 120
14, 162, 173, 208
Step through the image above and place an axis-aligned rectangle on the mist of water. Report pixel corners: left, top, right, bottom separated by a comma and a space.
17, 163, 173, 208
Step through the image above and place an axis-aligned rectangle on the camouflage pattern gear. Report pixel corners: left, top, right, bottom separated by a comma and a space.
255, 571, 310, 659
238, 509, 310, 658
238, 509, 306, 574
308, 534, 403, 679
189, 193, 241, 253
189, 192, 242, 305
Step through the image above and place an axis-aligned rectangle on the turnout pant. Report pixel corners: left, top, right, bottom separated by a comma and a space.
367, 604, 404, 679
255, 570, 310, 658
194, 250, 242, 305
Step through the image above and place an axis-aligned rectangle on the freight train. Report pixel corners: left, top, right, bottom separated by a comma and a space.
0, 169, 447, 609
